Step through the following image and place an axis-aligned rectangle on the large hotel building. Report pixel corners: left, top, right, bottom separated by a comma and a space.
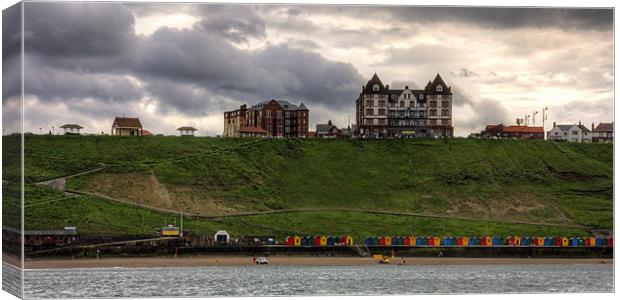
355, 73, 454, 138
223, 99, 309, 138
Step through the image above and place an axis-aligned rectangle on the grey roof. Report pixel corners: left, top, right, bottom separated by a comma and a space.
363, 73, 386, 94
177, 126, 197, 131
60, 124, 83, 129
555, 124, 591, 132
252, 99, 306, 111
593, 122, 613, 132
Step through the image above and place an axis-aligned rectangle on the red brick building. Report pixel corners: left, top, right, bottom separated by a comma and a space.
481, 124, 544, 139
224, 99, 309, 138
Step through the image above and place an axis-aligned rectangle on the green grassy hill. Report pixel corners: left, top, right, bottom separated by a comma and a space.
2, 136, 613, 241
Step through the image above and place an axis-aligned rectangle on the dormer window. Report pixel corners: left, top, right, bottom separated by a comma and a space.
373, 84, 380, 91
436, 85, 443, 92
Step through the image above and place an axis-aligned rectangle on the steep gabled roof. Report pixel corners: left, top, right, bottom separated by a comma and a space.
113, 117, 142, 128
427, 73, 452, 95
298, 102, 309, 110
593, 122, 613, 132
363, 73, 386, 93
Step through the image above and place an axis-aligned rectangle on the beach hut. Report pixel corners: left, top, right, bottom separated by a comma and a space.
327, 236, 335, 246
364, 237, 372, 246
320, 236, 327, 246
602, 238, 609, 247
391, 236, 400, 246
300, 236, 308, 246
294, 235, 301, 246
416, 237, 423, 246
408, 236, 416, 246
554, 237, 562, 247
608, 238, 613, 248
421, 237, 429, 246
345, 236, 353, 246
379, 236, 387, 246
595, 237, 603, 247
543, 237, 551, 246
492, 236, 503, 246
384, 236, 392, 246
427, 237, 435, 246
456, 237, 463, 246
214, 230, 230, 244
520, 236, 528, 246
313, 236, 321, 246
536, 237, 544, 246
372, 237, 379, 246
483, 236, 492, 246
561, 237, 569, 247
584, 237, 594, 247
404, 236, 411, 246
461, 237, 469, 247
433, 237, 440, 246
578, 238, 584, 246
285, 236, 295, 246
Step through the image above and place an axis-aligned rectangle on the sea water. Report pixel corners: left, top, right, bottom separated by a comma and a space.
17, 264, 614, 298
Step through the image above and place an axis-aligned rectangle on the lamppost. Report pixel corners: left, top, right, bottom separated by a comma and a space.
542, 106, 549, 139
51, 126, 54, 135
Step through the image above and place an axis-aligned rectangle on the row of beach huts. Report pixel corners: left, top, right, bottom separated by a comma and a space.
282, 235, 613, 247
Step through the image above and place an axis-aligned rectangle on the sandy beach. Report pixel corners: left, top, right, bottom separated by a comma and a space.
5, 255, 612, 269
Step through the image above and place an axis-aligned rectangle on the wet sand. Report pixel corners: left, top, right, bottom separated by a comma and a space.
8, 255, 613, 269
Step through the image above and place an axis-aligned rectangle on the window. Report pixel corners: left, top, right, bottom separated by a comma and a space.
442, 101, 449, 107
379, 100, 386, 107
442, 109, 449, 116
285, 111, 290, 117
400, 101, 405, 107
378, 119, 386, 125
436, 85, 443, 92
373, 84, 380, 91
365, 119, 373, 125
277, 111, 282, 118
379, 109, 386, 115
266, 110, 272, 117
430, 120, 437, 126
430, 109, 437, 116
430, 101, 437, 108
366, 100, 373, 107
409, 101, 415, 107
366, 109, 374, 115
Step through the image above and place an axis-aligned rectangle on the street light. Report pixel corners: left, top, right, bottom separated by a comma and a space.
542, 106, 549, 139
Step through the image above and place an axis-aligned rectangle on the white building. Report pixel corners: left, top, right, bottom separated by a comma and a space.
547, 122, 592, 143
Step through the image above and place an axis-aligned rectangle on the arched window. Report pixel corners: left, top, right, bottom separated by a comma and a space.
436, 85, 443, 92
373, 84, 380, 91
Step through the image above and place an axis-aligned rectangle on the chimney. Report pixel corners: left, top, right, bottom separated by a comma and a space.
579, 120, 581, 126
553, 121, 556, 128
386, 84, 390, 90
592, 122, 595, 131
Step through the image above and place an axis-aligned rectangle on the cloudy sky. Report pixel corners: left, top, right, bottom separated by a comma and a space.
2, 2, 614, 136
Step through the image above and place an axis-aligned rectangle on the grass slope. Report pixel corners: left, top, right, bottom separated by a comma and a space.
2, 135, 613, 239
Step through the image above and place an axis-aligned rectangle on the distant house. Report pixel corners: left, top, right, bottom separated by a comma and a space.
142, 129, 154, 136
239, 126, 268, 137
177, 126, 198, 136
111, 117, 143, 136
316, 120, 342, 138
591, 122, 613, 143
481, 124, 544, 140
547, 122, 591, 143
59, 124, 83, 135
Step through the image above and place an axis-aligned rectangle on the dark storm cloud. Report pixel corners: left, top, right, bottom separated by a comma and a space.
16, 2, 364, 121
3, 3, 22, 102
23, 2, 135, 57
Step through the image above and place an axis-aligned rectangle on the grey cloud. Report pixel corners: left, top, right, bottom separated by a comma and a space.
461, 98, 511, 132
23, 3, 135, 57
195, 5, 266, 43
3, 3, 22, 102
387, 7, 612, 31
451, 68, 480, 78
